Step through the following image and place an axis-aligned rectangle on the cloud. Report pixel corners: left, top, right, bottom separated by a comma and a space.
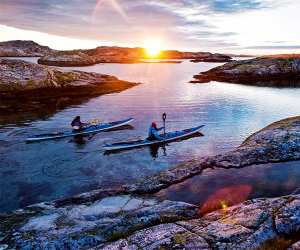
0, 0, 294, 52
245, 45, 300, 49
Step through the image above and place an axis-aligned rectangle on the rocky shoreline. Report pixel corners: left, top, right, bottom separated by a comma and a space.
1, 116, 300, 249
191, 56, 300, 86
0, 59, 139, 114
0, 40, 232, 66
38, 48, 232, 67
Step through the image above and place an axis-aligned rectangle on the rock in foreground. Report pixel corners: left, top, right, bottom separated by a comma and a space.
0, 195, 198, 249
1, 186, 300, 249
192, 56, 300, 86
0, 40, 53, 57
103, 195, 300, 249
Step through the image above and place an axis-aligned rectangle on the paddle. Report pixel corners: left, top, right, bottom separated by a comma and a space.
162, 112, 167, 138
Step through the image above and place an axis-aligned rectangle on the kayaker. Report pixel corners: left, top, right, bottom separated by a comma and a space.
148, 122, 165, 140
71, 116, 88, 131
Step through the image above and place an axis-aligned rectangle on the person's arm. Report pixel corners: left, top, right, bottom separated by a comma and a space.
157, 126, 165, 131
153, 130, 164, 140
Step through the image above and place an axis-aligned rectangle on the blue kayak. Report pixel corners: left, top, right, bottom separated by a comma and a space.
103, 125, 204, 151
26, 118, 134, 143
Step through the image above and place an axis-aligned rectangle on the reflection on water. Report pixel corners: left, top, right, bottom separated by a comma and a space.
103, 131, 204, 157
1, 58, 300, 212
156, 161, 300, 214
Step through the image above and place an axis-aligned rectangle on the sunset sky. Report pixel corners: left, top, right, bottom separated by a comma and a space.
0, 0, 299, 54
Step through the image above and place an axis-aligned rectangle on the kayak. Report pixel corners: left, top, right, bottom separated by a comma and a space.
103, 124, 204, 151
26, 118, 134, 143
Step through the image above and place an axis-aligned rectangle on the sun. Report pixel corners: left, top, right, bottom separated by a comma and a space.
143, 39, 163, 58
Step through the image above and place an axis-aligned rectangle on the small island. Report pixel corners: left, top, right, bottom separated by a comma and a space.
191, 55, 300, 87
0, 58, 139, 114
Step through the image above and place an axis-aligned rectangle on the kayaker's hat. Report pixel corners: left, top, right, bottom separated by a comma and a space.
151, 122, 157, 129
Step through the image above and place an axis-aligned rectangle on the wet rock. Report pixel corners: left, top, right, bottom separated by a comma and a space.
0, 40, 53, 57
192, 56, 300, 86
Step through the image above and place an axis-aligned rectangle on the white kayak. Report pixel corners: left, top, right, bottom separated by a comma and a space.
26, 118, 134, 143
103, 125, 204, 151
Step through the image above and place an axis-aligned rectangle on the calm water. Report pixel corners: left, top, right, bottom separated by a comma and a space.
156, 161, 300, 214
1, 58, 300, 212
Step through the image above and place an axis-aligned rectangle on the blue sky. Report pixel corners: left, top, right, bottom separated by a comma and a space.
0, 0, 299, 54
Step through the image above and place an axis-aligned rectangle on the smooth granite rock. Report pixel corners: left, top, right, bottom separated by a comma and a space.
0, 195, 197, 249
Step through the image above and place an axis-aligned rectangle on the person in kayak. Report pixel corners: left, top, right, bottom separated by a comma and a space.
71, 116, 88, 131
148, 122, 165, 140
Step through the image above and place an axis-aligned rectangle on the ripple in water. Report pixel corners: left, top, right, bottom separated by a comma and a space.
1, 59, 300, 212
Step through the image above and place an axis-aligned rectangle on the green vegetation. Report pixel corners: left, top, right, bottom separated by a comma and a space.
173, 232, 190, 244
54, 72, 77, 86
26, 80, 37, 89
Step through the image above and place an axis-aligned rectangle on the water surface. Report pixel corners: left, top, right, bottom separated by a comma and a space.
156, 161, 300, 214
1, 58, 300, 212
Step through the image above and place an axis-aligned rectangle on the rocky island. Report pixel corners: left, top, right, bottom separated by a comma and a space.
0, 58, 138, 114
191, 55, 300, 86
189, 53, 232, 63
0, 40, 232, 66
1, 116, 300, 249
0, 40, 54, 57
38, 48, 232, 66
